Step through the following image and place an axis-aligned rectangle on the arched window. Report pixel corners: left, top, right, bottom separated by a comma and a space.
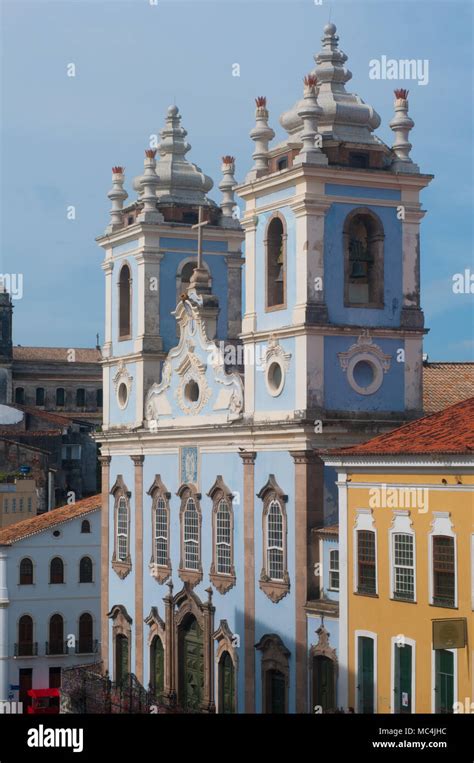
267, 501, 284, 580
111, 476, 132, 578
177, 485, 202, 587
343, 209, 384, 307
78, 613, 93, 654
81, 519, 91, 534
18, 615, 34, 656
150, 636, 164, 698
48, 614, 64, 655
50, 557, 64, 584
35, 387, 45, 406
118, 263, 132, 339
19, 558, 33, 585
79, 556, 93, 583
155, 497, 168, 566
76, 388, 85, 407
209, 477, 236, 593
180, 261, 197, 296
218, 651, 235, 714
258, 475, 289, 602
15, 387, 24, 405
117, 497, 128, 562
184, 498, 199, 570
56, 388, 65, 406
265, 216, 286, 309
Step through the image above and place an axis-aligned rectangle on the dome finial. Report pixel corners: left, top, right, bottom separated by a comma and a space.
294, 75, 328, 167
106, 167, 128, 233
246, 97, 275, 182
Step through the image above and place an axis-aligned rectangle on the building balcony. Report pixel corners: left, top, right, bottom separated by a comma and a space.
14, 642, 38, 657
75, 640, 98, 655
45, 640, 69, 656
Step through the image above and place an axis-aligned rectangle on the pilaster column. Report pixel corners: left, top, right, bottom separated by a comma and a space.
131, 454, 144, 683
225, 254, 244, 339
99, 455, 111, 675
400, 207, 425, 328
240, 217, 258, 335
0, 548, 9, 702
163, 581, 175, 704
290, 450, 323, 713
135, 250, 164, 353
101, 259, 114, 359
202, 587, 216, 713
239, 451, 257, 713
291, 199, 330, 325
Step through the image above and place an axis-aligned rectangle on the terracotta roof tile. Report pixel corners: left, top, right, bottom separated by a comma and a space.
14, 405, 73, 425
328, 397, 474, 457
313, 524, 339, 537
0, 494, 101, 545
423, 362, 474, 413
13, 347, 101, 363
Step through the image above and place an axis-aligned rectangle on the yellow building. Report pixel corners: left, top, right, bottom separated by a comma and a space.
324, 397, 474, 714
0, 479, 37, 528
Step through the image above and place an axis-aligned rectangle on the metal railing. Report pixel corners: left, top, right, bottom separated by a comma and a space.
14, 642, 38, 657
45, 640, 68, 656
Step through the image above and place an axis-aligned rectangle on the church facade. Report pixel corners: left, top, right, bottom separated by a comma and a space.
98, 23, 432, 713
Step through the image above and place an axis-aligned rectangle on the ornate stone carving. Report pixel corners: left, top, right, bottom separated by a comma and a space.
110, 476, 132, 579
208, 476, 236, 595
338, 330, 391, 396
113, 362, 133, 410
257, 475, 290, 603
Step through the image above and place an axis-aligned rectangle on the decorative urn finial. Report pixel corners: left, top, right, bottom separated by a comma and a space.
389, 88, 419, 173
107, 166, 128, 232
246, 96, 275, 182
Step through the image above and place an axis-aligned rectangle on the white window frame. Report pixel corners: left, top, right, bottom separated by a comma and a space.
328, 548, 340, 592
389, 511, 416, 602
353, 509, 378, 595
117, 496, 129, 563
428, 513, 457, 608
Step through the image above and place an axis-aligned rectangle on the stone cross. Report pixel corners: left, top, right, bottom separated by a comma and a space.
192, 206, 209, 270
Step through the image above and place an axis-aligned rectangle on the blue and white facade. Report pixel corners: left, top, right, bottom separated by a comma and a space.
0, 499, 101, 708
98, 23, 432, 713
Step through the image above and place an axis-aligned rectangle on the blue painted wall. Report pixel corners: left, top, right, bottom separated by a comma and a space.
255, 205, 296, 333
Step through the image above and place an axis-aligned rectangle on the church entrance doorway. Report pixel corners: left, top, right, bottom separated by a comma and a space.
178, 615, 204, 711
150, 636, 164, 698
312, 655, 336, 712
265, 669, 286, 714
218, 651, 235, 713
115, 634, 129, 685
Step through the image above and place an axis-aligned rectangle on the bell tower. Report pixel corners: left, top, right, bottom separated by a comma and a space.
237, 23, 432, 433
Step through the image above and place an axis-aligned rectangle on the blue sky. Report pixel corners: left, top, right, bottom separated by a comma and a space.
1, 0, 472, 360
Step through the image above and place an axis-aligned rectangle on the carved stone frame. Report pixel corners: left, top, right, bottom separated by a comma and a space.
147, 475, 172, 584
213, 619, 239, 713
257, 475, 290, 603
255, 633, 290, 714
208, 476, 236, 594
108, 604, 132, 682
110, 475, 132, 579
177, 484, 203, 588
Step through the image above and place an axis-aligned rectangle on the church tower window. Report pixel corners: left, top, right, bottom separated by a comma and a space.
343, 209, 384, 307
177, 484, 202, 588
118, 263, 132, 339
265, 215, 286, 310
110, 476, 132, 579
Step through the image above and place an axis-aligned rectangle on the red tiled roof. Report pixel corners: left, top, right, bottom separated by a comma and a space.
13, 347, 101, 363
328, 397, 474, 457
423, 362, 474, 413
14, 405, 73, 426
0, 494, 101, 545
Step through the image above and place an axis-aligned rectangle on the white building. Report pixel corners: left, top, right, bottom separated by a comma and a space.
0, 495, 101, 709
